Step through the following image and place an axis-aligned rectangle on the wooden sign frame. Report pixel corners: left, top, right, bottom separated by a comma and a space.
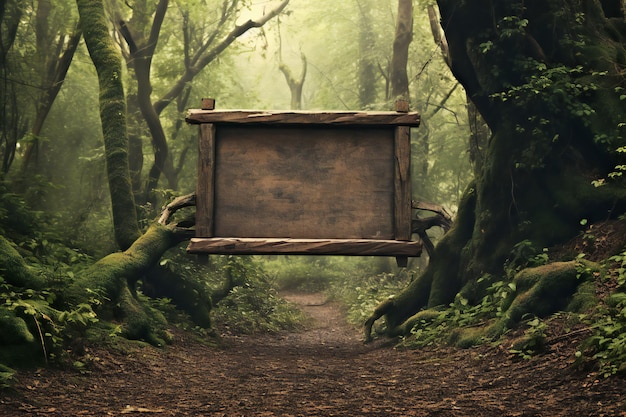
185, 103, 422, 259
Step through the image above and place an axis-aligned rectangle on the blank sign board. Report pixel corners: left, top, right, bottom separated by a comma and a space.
185, 107, 422, 258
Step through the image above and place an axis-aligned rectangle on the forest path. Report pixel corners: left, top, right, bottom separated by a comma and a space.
1, 292, 625, 416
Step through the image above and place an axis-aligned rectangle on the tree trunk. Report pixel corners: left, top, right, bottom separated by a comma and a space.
278, 53, 307, 110
390, 0, 413, 101
367, 0, 626, 339
115, 0, 175, 204
356, 0, 377, 108
0, 0, 25, 173
427, 4, 490, 177
76, 0, 141, 250
114, 0, 289, 205
20, 29, 82, 172
64, 224, 186, 344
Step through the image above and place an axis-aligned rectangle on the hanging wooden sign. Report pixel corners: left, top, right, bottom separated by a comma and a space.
186, 100, 422, 260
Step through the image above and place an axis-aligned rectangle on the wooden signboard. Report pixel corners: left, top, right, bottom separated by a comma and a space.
186, 102, 422, 259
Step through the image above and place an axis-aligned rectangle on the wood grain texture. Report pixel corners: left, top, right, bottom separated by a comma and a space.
394, 125, 412, 240
186, 109, 421, 126
212, 125, 395, 239
196, 124, 216, 237
187, 237, 423, 257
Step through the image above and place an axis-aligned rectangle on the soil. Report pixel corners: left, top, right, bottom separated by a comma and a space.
1, 291, 625, 416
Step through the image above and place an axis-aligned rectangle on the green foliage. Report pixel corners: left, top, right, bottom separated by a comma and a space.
264, 256, 349, 292
332, 269, 415, 328
212, 257, 306, 334
584, 291, 626, 377
0, 363, 16, 389
0, 275, 100, 368
404, 276, 517, 349
404, 258, 595, 350
582, 252, 626, 376
491, 63, 598, 117
504, 240, 550, 277
610, 251, 626, 287
509, 315, 547, 359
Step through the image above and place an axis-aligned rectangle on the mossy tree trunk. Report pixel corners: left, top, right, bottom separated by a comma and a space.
64, 224, 185, 344
70, 2, 210, 343
368, 0, 626, 337
76, 0, 141, 251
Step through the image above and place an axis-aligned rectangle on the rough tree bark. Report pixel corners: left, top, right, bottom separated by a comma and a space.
428, 4, 490, 176
366, 0, 626, 341
76, 0, 141, 250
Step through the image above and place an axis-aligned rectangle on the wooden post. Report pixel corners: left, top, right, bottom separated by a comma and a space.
394, 100, 412, 241
201, 98, 215, 110
196, 113, 216, 237
394, 100, 411, 268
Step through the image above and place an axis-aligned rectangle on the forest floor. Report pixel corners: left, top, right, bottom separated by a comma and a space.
1, 291, 626, 416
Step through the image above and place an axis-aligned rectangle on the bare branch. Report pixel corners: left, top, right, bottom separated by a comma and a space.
154, 0, 290, 115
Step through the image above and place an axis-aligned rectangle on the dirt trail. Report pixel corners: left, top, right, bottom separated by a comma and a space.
1, 292, 625, 416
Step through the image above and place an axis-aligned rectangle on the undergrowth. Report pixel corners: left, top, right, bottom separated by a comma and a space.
581, 250, 626, 376
211, 257, 307, 334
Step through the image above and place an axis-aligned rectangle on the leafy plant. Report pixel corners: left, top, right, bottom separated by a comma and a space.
0, 364, 16, 389
509, 315, 547, 359
404, 276, 518, 349
504, 240, 549, 277
581, 252, 626, 376
212, 257, 306, 334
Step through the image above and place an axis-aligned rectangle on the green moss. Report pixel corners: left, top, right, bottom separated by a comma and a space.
0, 235, 45, 289
566, 280, 597, 313
76, 0, 140, 250
63, 224, 179, 346
0, 310, 34, 345
400, 308, 444, 335
118, 286, 168, 346
493, 260, 598, 336
448, 326, 488, 348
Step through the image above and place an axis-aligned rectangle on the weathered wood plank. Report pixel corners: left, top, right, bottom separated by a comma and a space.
213, 125, 395, 239
196, 124, 216, 237
394, 125, 412, 240
187, 237, 423, 257
186, 109, 421, 126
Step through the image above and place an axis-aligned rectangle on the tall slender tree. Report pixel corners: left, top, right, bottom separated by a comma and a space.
76, 0, 141, 250
0, 0, 24, 173
390, 0, 412, 101
356, 0, 378, 108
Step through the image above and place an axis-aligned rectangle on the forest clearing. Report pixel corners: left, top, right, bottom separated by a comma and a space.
1, 291, 625, 416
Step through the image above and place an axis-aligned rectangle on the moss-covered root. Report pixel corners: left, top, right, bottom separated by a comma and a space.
0, 234, 46, 289
452, 260, 599, 347
118, 285, 169, 346
364, 185, 478, 342
65, 224, 179, 345
399, 308, 444, 336
495, 260, 598, 332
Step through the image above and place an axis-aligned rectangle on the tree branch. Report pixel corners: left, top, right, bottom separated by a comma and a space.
154, 0, 290, 115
